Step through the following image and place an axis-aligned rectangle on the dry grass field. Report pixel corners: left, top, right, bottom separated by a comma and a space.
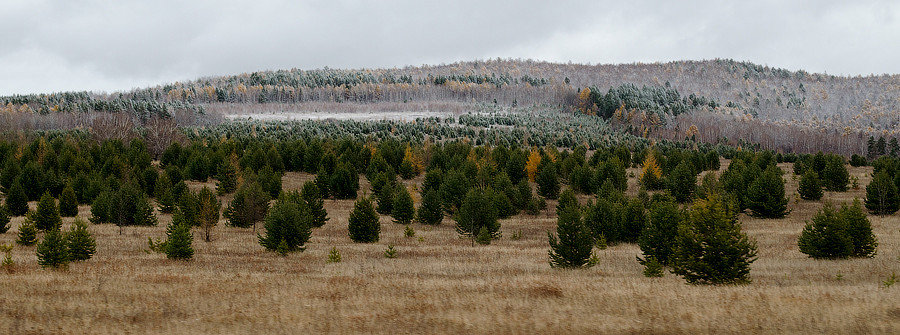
0, 163, 898, 334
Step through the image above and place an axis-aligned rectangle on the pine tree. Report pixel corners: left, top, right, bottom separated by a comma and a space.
197, 187, 221, 242
258, 166, 283, 199
90, 191, 114, 224
668, 161, 696, 203
133, 196, 158, 226
216, 162, 239, 195
556, 188, 578, 215
177, 192, 200, 227
0, 207, 9, 233
258, 201, 312, 252
16, 216, 37, 246
65, 219, 96, 261
34, 192, 61, 232
537, 163, 559, 200
376, 182, 396, 215
798, 171, 824, 201
671, 195, 758, 285
842, 200, 878, 258
416, 188, 444, 225
224, 180, 270, 228
621, 198, 647, 243
36, 229, 69, 269
301, 181, 328, 228
548, 202, 594, 268
745, 166, 789, 218
822, 157, 849, 192
165, 210, 194, 260
5, 180, 28, 216
638, 199, 683, 266
865, 171, 899, 215
157, 188, 177, 213
330, 164, 359, 199
348, 197, 380, 243
640, 152, 664, 190
59, 184, 78, 217
798, 203, 854, 259
455, 189, 500, 243
391, 186, 415, 225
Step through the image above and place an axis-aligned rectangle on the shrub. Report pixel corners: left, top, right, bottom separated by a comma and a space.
391, 186, 415, 225
865, 171, 899, 215
348, 197, 380, 243
548, 202, 595, 268
165, 210, 194, 260
224, 181, 270, 228
36, 230, 69, 269
455, 189, 500, 243
327, 246, 342, 263
746, 166, 789, 218
671, 195, 758, 285
798, 201, 877, 259
66, 219, 96, 261
34, 192, 61, 232
4, 180, 28, 216
59, 184, 79, 217
416, 189, 444, 225
798, 171, 824, 201
301, 181, 328, 228
258, 201, 312, 252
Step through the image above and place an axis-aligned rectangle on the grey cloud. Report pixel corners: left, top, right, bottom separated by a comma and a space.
0, 0, 898, 95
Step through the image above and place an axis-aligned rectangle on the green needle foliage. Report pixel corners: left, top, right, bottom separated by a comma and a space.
165, 210, 194, 260
455, 189, 500, 243
746, 166, 789, 218
16, 214, 38, 246
348, 197, 380, 243
59, 184, 79, 217
66, 219, 96, 262
36, 229, 69, 269
416, 189, 443, 225
258, 201, 312, 253
865, 171, 899, 215
0, 207, 10, 234
548, 202, 594, 268
301, 181, 328, 228
5, 180, 28, 216
798, 171, 823, 201
391, 186, 415, 225
34, 192, 61, 232
798, 201, 877, 259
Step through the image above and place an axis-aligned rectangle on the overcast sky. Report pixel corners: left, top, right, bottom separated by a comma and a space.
1, 0, 898, 95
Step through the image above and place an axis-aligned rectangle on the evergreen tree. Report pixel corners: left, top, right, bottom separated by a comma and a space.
537, 163, 559, 200
822, 157, 849, 192
621, 198, 647, 243
348, 197, 380, 243
556, 188, 579, 215
36, 229, 69, 269
301, 181, 328, 228
197, 187, 221, 242
165, 210, 194, 260
16, 215, 37, 246
5, 180, 28, 216
745, 166, 789, 218
90, 191, 113, 224
668, 161, 696, 203
671, 195, 758, 285
548, 202, 595, 268
132, 196, 158, 226
416, 188, 444, 225
330, 164, 359, 199
638, 199, 684, 266
492, 190, 515, 219
258, 201, 312, 252
34, 192, 61, 232
584, 197, 623, 244
798, 203, 855, 259
842, 200, 878, 258
865, 171, 899, 215
391, 186, 415, 225
224, 181, 270, 228
421, 169, 443, 195
376, 182, 396, 215
65, 219, 96, 261
258, 166, 283, 199
798, 171, 824, 201
157, 188, 177, 213
440, 170, 469, 214
216, 162, 239, 195
59, 184, 78, 217
695, 172, 723, 200
0, 207, 9, 233
455, 189, 500, 243
177, 192, 201, 227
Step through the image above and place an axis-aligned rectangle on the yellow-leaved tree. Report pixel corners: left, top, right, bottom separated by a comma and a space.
525, 148, 542, 182
640, 151, 663, 190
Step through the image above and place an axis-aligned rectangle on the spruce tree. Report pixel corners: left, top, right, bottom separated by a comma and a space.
66, 219, 96, 261
638, 199, 684, 266
5, 180, 28, 216
36, 229, 69, 269
745, 166, 789, 218
671, 195, 758, 285
548, 202, 595, 268
798, 171, 824, 201
165, 210, 194, 260
865, 171, 899, 215
416, 188, 444, 225
301, 181, 328, 228
668, 161, 697, 203
391, 186, 415, 225
455, 189, 500, 243
348, 197, 380, 243
258, 201, 312, 252
16, 216, 37, 246
556, 188, 578, 215
59, 184, 78, 217
34, 192, 61, 232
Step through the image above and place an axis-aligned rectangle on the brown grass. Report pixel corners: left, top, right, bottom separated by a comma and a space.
0, 164, 898, 334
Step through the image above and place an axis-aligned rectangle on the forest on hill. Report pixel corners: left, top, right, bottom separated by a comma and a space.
2, 59, 899, 156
